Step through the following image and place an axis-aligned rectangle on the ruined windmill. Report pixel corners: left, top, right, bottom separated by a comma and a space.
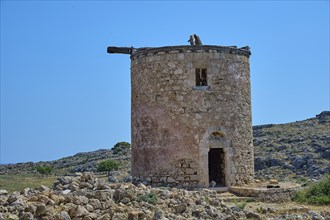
107, 35, 253, 187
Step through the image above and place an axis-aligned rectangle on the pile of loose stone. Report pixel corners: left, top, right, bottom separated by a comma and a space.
0, 173, 252, 220
0, 173, 329, 220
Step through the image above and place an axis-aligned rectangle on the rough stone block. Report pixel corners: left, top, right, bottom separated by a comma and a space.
185, 168, 195, 175
167, 177, 175, 183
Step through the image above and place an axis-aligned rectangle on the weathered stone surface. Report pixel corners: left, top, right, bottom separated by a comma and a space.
6, 193, 18, 204
269, 179, 279, 184
108, 176, 118, 183
36, 204, 48, 216
20, 212, 34, 220
152, 209, 166, 220
54, 211, 71, 220
229, 182, 301, 202
131, 45, 253, 187
128, 210, 145, 220
209, 181, 216, 187
58, 176, 72, 185
62, 189, 71, 195
89, 198, 102, 209
174, 203, 187, 213
0, 189, 8, 195
69, 205, 89, 218
38, 185, 50, 192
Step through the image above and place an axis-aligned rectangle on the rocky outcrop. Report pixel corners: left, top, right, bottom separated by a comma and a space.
254, 111, 330, 183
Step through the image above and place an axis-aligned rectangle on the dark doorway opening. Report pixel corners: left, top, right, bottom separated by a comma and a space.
208, 148, 226, 186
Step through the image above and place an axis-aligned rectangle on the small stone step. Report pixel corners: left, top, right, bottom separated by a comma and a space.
210, 187, 228, 193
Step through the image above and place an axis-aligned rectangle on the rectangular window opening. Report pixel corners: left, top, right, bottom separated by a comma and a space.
195, 68, 208, 86
201, 68, 207, 86
195, 68, 201, 86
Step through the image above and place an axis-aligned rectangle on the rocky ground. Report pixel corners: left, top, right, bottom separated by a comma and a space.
1, 173, 329, 220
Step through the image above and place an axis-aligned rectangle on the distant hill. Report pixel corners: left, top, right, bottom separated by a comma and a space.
0, 142, 131, 176
254, 111, 330, 183
1, 112, 329, 183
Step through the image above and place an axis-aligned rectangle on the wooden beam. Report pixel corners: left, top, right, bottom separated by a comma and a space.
107, 46, 134, 54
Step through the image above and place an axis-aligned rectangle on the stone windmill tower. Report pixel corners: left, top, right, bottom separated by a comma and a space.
107, 35, 253, 187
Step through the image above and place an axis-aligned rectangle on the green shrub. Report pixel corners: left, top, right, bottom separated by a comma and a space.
236, 201, 247, 210
35, 165, 53, 176
296, 177, 310, 187
256, 206, 263, 213
112, 142, 130, 155
293, 175, 330, 205
137, 192, 158, 205
97, 160, 120, 175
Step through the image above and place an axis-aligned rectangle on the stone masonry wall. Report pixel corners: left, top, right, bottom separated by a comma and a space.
229, 185, 301, 202
130, 46, 253, 187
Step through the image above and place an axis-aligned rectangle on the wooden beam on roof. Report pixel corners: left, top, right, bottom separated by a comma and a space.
107, 46, 135, 54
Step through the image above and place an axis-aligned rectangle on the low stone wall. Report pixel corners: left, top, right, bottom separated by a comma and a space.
132, 158, 200, 187
229, 183, 301, 203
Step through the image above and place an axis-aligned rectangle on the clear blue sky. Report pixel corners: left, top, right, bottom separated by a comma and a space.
1, 1, 329, 164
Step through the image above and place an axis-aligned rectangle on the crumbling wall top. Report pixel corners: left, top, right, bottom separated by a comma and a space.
131, 45, 251, 59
